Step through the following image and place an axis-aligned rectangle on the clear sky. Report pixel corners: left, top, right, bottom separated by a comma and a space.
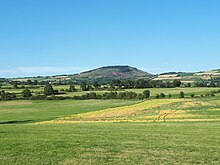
0, 0, 219, 77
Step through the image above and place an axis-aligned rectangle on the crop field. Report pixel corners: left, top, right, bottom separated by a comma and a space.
0, 94, 220, 164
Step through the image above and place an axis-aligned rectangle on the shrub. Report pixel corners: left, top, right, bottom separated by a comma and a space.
22, 89, 32, 98
160, 93, 165, 98
155, 94, 160, 99
143, 90, 150, 99
179, 91, 184, 98
168, 93, 172, 98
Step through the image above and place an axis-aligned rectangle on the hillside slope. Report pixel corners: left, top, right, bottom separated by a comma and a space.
71, 65, 152, 83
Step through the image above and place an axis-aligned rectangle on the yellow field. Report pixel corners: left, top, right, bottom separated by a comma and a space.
39, 97, 220, 124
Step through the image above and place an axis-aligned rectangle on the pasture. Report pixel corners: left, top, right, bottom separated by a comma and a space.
0, 92, 220, 164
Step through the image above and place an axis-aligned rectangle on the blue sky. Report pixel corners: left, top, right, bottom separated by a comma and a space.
0, 0, 219, 77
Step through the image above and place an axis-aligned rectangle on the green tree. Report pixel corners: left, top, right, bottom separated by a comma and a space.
69, 84, 76, 92
27, 79, 32, 85
155, 94, 160, 99
143, 90, 150, 99
44, 84, 55, 96
179, 91, 185, 98
173, 80, 181, 87
13, 81, 18, 89
168, 93, 172, 98
93, 81, 100, 89
22, 89, 32, 98
80, 83, 88, 91
209, 81, 216, 87
160, 93, 165, 98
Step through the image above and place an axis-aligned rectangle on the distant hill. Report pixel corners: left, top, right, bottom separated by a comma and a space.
70, 65, 152, 83
8, 66, 220, 84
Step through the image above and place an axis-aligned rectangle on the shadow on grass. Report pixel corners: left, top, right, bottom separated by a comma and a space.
0, 120, 34, 124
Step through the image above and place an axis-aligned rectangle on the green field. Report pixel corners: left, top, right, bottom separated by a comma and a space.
0, 100, 140, 123
0, 92, 220, 164
1, 122, 219, 165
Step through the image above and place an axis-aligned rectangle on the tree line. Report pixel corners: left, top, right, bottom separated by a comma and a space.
1, 83, 219, 101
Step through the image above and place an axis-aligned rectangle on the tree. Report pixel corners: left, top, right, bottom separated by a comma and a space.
33, 80, 38, 85
22, 89, 32, 98
179, 91, 185, 98
160, 93, 165, 98
168, 93, 172, 98
155, 94, 160, 99
173, 80, 181, 87
12, 81, 18, 89
80, 83, 88, 91
110, 79, 122, 89
27, 79, 32, 85
93, 81, 100, 89
44, 84, 55, 96
209, 81, 216, 87
143, 90, 150, 99
69, 84, 76, 92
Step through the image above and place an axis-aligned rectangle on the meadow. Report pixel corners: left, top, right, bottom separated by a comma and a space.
0, 89, 220, 164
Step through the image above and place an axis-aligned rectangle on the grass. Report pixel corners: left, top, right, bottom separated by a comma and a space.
0, 95, 220, 164
0, 122, 219, 165
43, 95, 220, 123
0, 100, 140, 123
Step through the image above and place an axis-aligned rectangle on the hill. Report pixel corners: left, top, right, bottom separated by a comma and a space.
7, 66, 220, 84
70, 65, 152, 83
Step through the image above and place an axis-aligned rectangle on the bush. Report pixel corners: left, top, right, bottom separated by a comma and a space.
190, 94, 195, 98
160, 93, 165, 98
44, 84, 55, 96
179, 91, 184, 98
22, 89, 32, 98
155, 94, 160, 99
143, 90, 150, 99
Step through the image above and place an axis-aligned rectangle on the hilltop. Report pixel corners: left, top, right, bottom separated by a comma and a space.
70, 65, 152, 83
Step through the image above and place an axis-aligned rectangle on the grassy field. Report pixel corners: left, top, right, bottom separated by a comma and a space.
0, 100, 140, 124
0, 122, 219, 165
0, 95, 220, 164
42, 94, 220, 124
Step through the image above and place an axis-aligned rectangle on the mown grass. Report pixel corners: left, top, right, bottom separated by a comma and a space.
0, 122, 219, 165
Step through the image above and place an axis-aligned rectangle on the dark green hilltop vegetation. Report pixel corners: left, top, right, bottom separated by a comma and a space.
71, 65, 152, 83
